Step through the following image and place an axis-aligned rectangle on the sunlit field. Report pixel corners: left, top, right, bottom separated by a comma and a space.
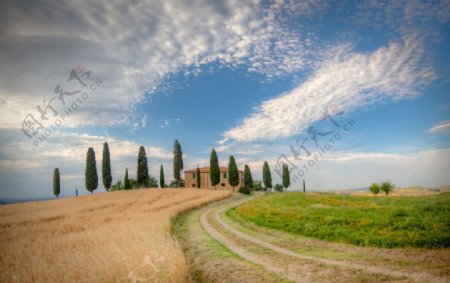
0, 189, 230, 282
230, 192, 450, 248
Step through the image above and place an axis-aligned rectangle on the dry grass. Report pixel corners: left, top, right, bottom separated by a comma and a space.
0, 189, 230, 282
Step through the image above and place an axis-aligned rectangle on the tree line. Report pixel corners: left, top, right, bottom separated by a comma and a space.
52, 139, 184, 197
52, 139, 295, 197
208, 149, 291, 195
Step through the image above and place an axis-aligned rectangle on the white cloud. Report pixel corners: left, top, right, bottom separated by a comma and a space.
0, 0, 324, 130
355, 0, 450, 41
160, 119, 170, 129
305, 148, 450, 190
219, 146, 450, 189
427, 120, 450, 134
215, 145, 230, 153
0, 130, 171, 171
222, 36, 435, 142
0, 129, 173, 197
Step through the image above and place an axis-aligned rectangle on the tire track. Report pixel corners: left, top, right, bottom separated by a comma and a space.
200, 194, 445, 283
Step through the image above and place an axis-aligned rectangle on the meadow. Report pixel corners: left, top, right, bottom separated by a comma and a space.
0, 189, 230, 282
229, 192, 450, 248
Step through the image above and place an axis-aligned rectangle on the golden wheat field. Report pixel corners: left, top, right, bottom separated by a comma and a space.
0, 189, 230, 282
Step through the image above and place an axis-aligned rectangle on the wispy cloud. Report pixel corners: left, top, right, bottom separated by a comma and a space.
0, 130, 172, 171
310, 148, 450, 189
222, 36, 435, 142
355, 0, 450, 41
427, 120, 450, 134
0, 0, 325, 130
159, 118, 181, 129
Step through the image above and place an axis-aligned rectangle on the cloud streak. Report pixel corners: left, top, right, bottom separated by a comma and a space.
427, 120, 450, 134
223, 36, 435, 142
0, 0, 325, 130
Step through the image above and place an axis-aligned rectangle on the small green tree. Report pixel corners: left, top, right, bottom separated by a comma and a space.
85, 147, 98, 194
53, 168, 60, 198
196, 166, 201, 189
124, 168, 131, 190
102, 142, 112, 191
169, 179, 184, 188
244, 164, 253, 190
253, 180, 263, 191
238, 186, 251, 195
369, 182, 380, 196
228, 155, 239, 191
129, 178, 138, 189
274, 183, 283, 192
146, 176, 159, 188
381, 181, 394, 196
173, 139, 184, 187
262, 161, 272, 191
160, 165, 165, 188
114, 180, 122, 190
210, 149, 220, 189
282, 164, 290, 192
137, 146, 149, 187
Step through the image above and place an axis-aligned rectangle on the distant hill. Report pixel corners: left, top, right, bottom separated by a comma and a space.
337, 185, 450, 196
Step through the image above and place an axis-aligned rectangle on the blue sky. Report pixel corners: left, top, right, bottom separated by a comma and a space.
0, 0, 449, 199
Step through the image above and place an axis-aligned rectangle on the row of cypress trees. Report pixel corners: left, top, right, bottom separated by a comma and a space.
208, 149, 241, 191
53, 140, 184, 197
207, 149, 290, 192
53, 140, 291, 197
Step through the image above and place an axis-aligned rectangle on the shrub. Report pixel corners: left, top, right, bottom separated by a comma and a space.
111, 180, 122, 191
253, 180, 263, 191
169, 179, 184, 188
238, 186, 251, 195
146, 176, 159, 188
274, 183, 284, 192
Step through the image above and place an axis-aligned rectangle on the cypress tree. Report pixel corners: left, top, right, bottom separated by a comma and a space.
262, 161, 272, 191
210, 148, 220, 189
196, 166, 201, 189
228, 155, 239, 191
102, 142, 112, 191
124, 168, 131, 190
282, 164, 290, 192
137, 146, 149, 187
244, 164, 253, 189
173, 139, 183, 187
160, 165, 165, 188
53, 168, 60, 198
85, 147, 98, 194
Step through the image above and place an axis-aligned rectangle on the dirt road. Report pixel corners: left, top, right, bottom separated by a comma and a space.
199, 194, 448, 282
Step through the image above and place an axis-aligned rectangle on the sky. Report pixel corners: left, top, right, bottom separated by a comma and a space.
0, 0, 449, 199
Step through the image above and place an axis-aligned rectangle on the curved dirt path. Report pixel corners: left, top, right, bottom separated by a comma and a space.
200, 194, 446, 283
200, 195, 301, 282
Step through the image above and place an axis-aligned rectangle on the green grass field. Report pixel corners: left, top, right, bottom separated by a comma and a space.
229, 192, 450, 248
